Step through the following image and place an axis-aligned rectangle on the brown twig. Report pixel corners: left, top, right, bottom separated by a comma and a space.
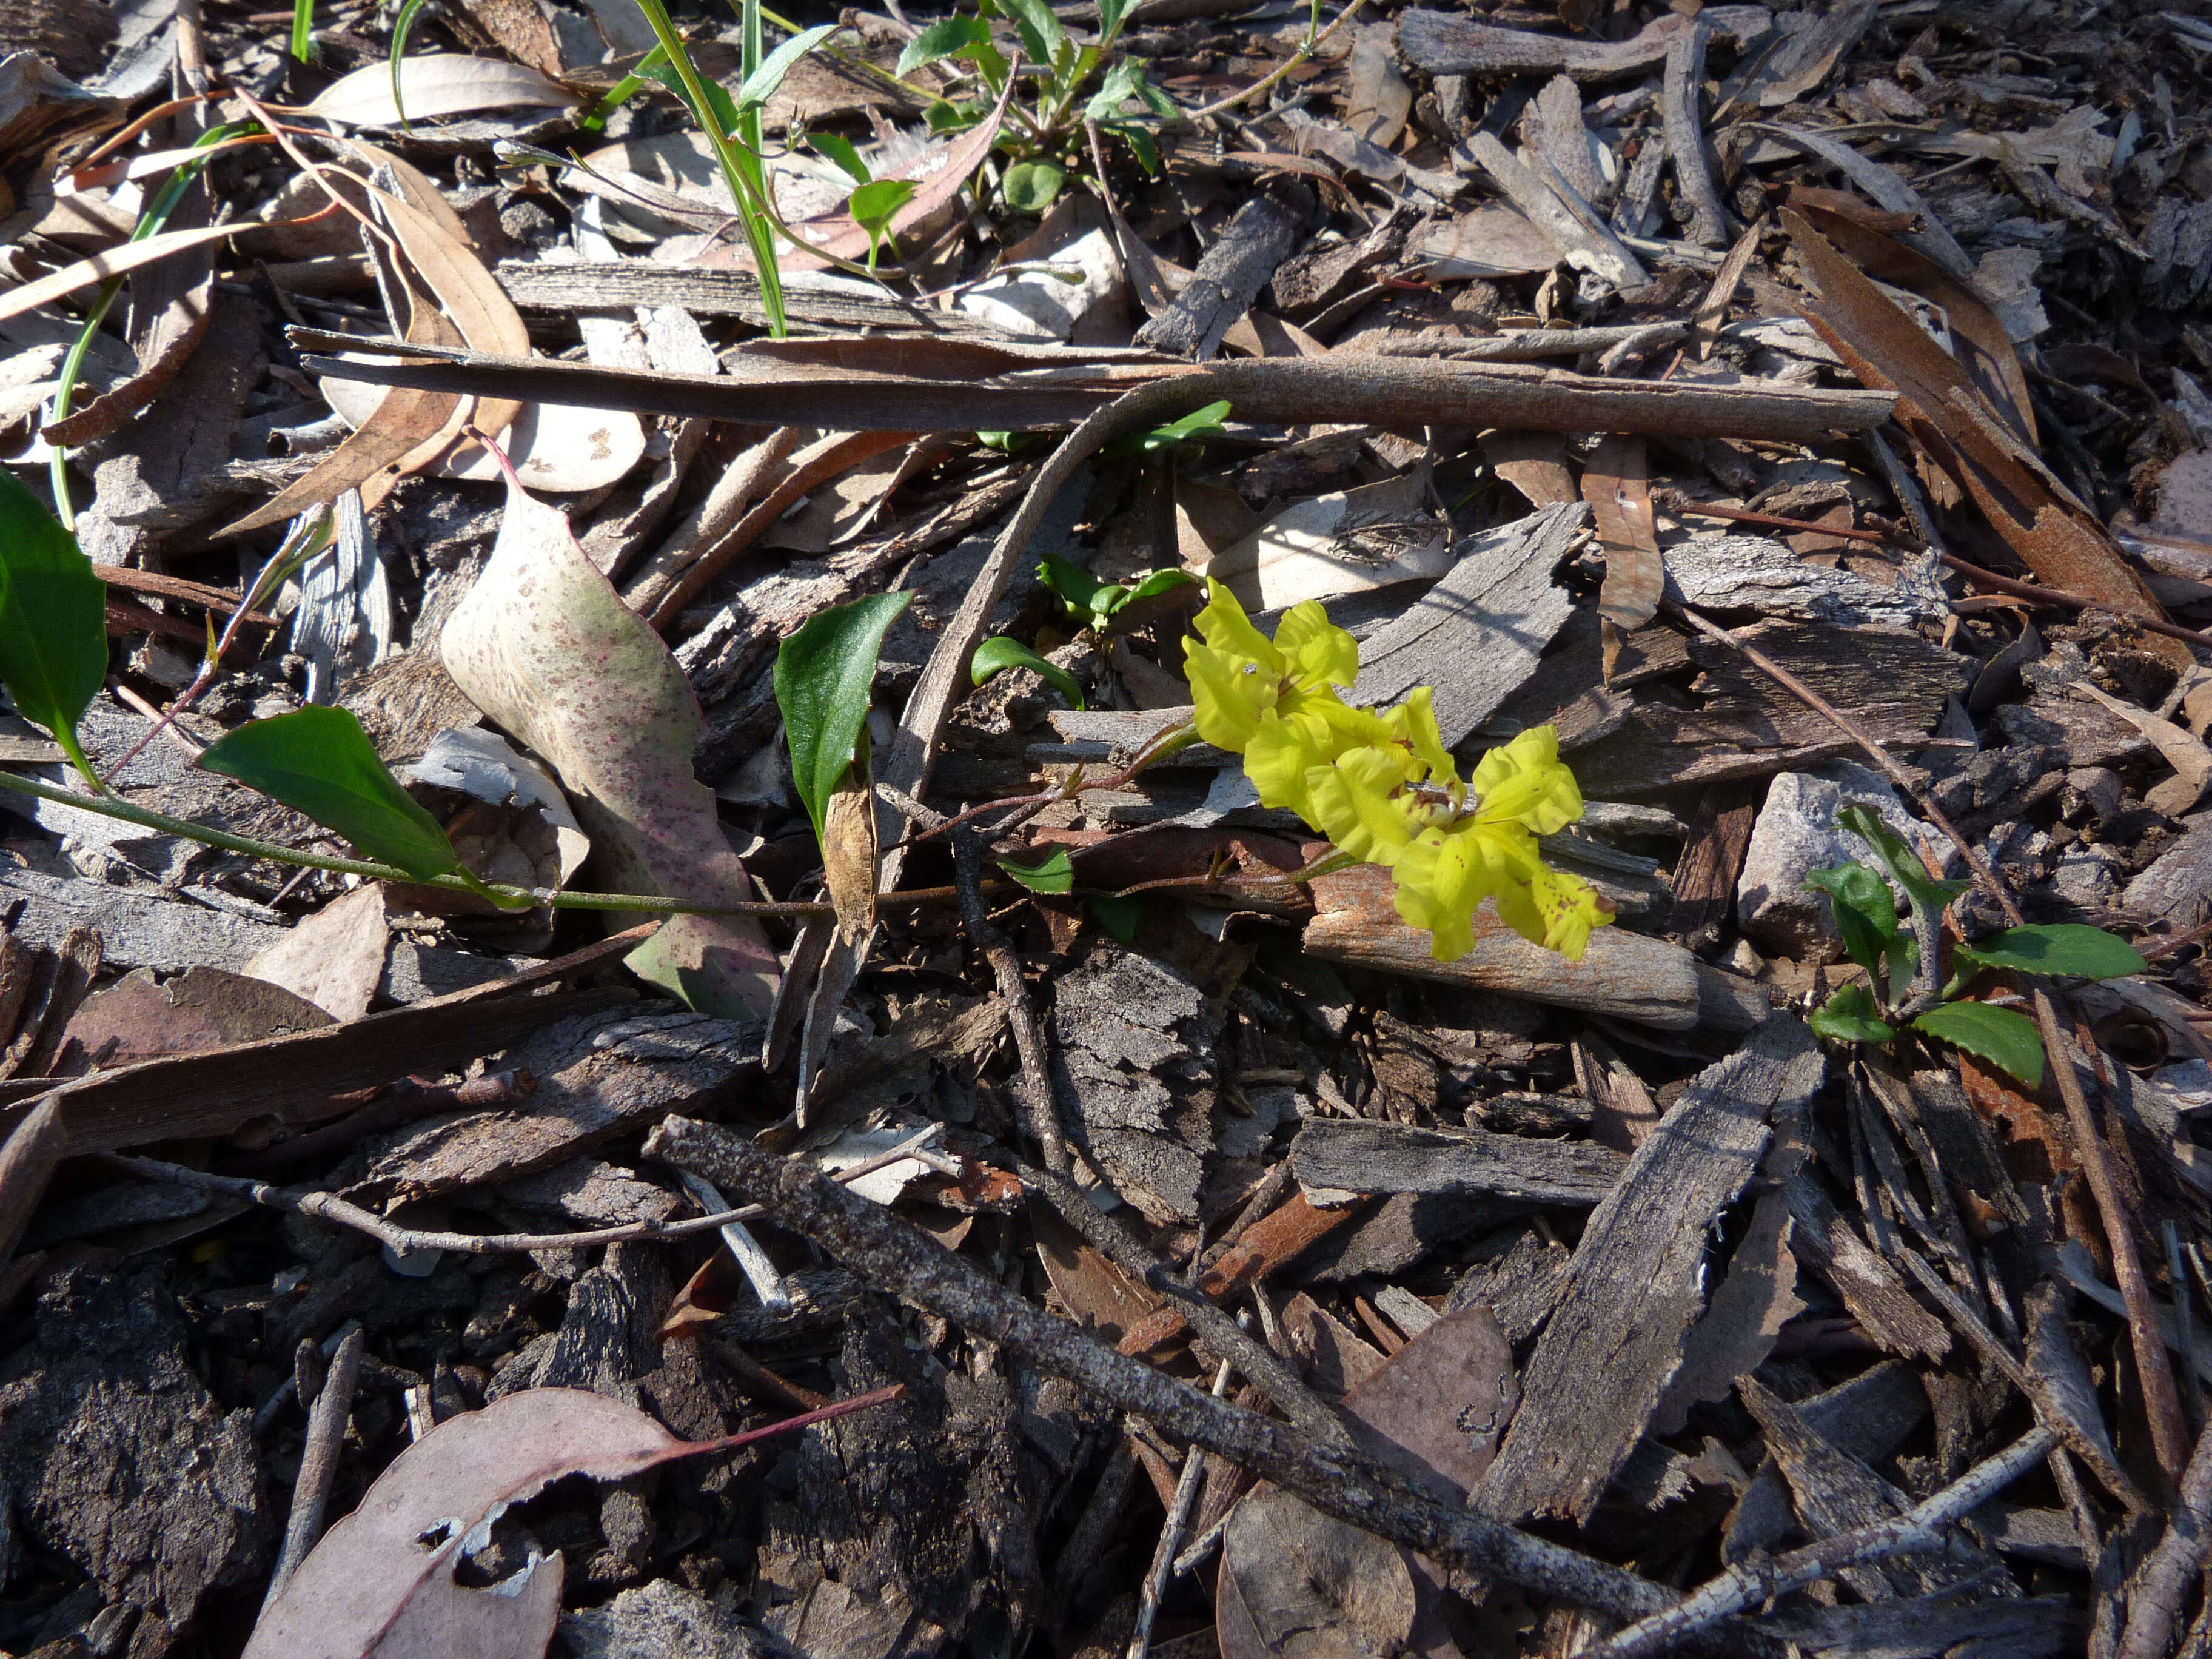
261, 1324, 364, 1609
953, 825, 1071, 1173
642, 1114, 1705, 1629
1129, 1352, 1233, 1659
1669, 598, 2195, 1488
1581, 1427, 2058, 1659
2120, 1410, 2212, 1659
105, 1124, 951, 1257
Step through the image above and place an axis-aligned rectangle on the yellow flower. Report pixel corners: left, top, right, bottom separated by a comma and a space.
1182, 581, 1358, 754
1302, 725, 1612, 962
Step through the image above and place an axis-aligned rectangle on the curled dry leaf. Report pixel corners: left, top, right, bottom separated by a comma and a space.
304, 55, 580, 129
318, 372, 647, 494
244, 1385, 899, 1659
0, 220, 282, 328
441, 469, 781, 1018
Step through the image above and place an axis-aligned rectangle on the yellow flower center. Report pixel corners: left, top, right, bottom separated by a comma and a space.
1397, 781, 1469, 829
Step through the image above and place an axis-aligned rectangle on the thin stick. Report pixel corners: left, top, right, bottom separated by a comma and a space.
1671, 598, 2196, 1487
1178, 0, 1371, 123
953, 825, 1071, 1173
1581, 1427, 2058, 1659
105, 1124, 952, 1258
262, 1325, 364, 1609
1129, 1353, 1233, 1659
2120, 1411, 2212, 1659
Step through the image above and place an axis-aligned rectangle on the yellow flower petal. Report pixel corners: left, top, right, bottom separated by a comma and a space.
1493, 860, 1614, 961
1391, 827, 1487, 960
1470, 725, 1583, 836
1184, 634, 1270, 752
1386, 686, 1454, 785
1272, 600, 1359, 691
1304, 743, 1421, 866
1193, 580, 1282, 675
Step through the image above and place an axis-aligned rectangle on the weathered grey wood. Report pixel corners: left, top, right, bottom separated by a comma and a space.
1303, 863, 1755, 1033
1475, 1014, 1824, 1525
1743, 1376, 2004, 1600
353, 1007, 761, 1203
1661, 22, 1730, 248
1349, 501, 1584, 743
1134, 183, 1309, 360
495, 258, 1011, 336
0, 865, 286, 971
1784, 1172, 1952, 1360
1399, 9, 1695, 78
1460, 135, 1646, 290
1292, 1119, 1626, 1207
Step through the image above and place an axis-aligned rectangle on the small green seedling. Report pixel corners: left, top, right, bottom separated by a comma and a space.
1806, 804, 2146, 1087
1038, 555, 1199, 637
896, 0, 1173, 209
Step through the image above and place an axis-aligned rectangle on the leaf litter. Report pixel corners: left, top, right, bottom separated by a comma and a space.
2, 0, 2212, 1655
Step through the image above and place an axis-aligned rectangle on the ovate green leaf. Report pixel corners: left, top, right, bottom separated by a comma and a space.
774, 591, 913, 842
1809, 982, 1895, 1045
1954, 923, 2147, 982
1912, 999, 2045, 1088
1001, 158, 1065, 215
1803, 861, 1897, 977
972, 635, 1084, 708
1088, 893, 1141, 942
997, 846, 1073, 893
898, 15, 994, 73
1838, 803, 1966, 917
198, 706, 460, 880
0, 469, 108, 776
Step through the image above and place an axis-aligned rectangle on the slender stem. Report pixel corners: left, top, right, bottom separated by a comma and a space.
290, 0, 318, 63
1177, 0, 1369, 123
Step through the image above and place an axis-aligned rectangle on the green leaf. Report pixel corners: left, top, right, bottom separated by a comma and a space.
1102, 118, 1161, 175
1838, 804, 1966, 917
0, 469, 108, 777
1084, 56, 1146, 119
1001, 158, 1065, 215
1912, 1000, 2045, 1088
1126, 568, 1201, 605
1804, 861, 1897, 977
774, 591, 913, 842
807, 130, 873, 185
387, 0, 432, 128
637, 55, 745, 142
847, 177, 917, 267
1809, 982, 1895, 1045
734, 23, 838, 110
996, 0, 1065, 73
197, 707, 459, 881
1039, 552, 1116, 620
997, 846, 1073, 893
1954, 923, 2147, 982
848, 177, 916, 230
1088, 893, 1141, 942
1095, 0, 1132, 42
1105, 398, 1233, 455
973, 635, 1084, 709
926, 97, 984, 133
899, 15, 994, 73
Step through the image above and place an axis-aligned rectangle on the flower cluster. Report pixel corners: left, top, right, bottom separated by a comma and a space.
1183, 581, 1611, 962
